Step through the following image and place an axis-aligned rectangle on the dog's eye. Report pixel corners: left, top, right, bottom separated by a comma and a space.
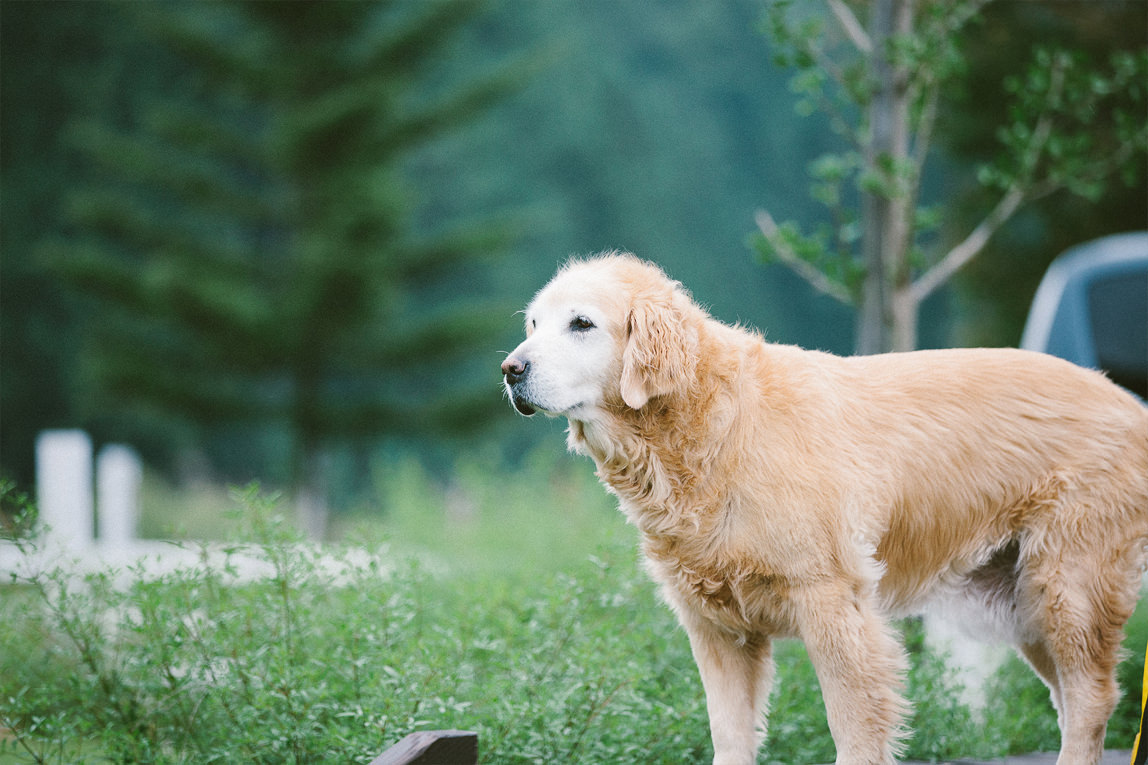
570, 316, 595, 332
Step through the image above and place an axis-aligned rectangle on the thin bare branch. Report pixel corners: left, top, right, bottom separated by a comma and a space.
811, 86, 868, 150
1018, 53, 1067, 180
790, 32, 868, 148
909, 185, 1024, 302
777, 2, 868, 150
754, 209, 854, 305
910, 49, 1072, 303
911, 80, 939, 180
827, 0, 872, 54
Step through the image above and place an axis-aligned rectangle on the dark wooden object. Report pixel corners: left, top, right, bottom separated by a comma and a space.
369, 730, 478, 765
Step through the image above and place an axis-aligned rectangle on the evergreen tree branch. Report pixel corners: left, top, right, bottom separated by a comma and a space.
68, 122, 274, 222
91, 339, 283, 423
374, 65, 528, 160
65, 188, 268, 271
348, 301, 513, 370
135, 4, 275, 98
362, 0, 482, 78
393, 217, 521, 282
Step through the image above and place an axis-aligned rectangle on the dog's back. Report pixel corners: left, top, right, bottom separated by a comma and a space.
816, 348, 1148, 614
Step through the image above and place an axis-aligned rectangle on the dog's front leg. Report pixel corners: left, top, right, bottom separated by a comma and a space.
680, 608, 774, 765
795, 582, 908, 765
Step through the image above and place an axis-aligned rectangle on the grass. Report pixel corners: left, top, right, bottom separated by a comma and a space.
1, 454, 1145, 763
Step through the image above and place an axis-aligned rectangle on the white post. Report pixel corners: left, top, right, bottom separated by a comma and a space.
97, 444, 142, 547
923, 613, 1009, 711
36, 430, 94, 550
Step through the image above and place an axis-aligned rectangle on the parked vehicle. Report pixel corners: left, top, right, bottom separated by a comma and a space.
1020, 231, 1148, 399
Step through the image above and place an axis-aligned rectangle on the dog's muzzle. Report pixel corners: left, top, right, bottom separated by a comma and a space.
501, 356, 537, 416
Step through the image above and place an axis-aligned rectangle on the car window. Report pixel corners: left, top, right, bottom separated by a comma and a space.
1088, 268, 1148, 397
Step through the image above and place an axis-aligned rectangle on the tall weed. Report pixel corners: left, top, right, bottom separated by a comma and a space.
2, 464, 1145, 763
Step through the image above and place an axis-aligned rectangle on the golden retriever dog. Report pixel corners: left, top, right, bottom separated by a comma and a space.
500, 252, 1148, 765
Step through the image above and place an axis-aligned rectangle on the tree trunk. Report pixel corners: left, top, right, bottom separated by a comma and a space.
890, 287, 918, 352
856, 0, 914, 355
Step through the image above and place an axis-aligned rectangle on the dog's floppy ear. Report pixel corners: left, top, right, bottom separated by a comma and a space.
620, 284, 699, 410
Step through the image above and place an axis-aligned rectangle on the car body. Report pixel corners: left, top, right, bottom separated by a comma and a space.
1020, 231, 1148, 399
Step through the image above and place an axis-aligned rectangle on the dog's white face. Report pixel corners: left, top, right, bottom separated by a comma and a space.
501, 262, 624, 419
502, 254, 701, 421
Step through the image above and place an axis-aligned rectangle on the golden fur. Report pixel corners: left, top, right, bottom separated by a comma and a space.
501, 253, 1148, 765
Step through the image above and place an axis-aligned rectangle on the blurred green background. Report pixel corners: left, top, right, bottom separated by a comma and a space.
2, 0, 1145, 528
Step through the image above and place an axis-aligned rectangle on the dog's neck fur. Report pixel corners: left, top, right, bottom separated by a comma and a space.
567, 323, 740, 540
570, 413, 701, 540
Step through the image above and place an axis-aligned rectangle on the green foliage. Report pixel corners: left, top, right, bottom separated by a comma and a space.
5, 2, 1146, 489
3, 0, 853, 490
361, 448, 620, 581
944, 1, 1148, 349
763, 1, 866, 142
5, 461, 1144, 763
43, 2, 524, 500
3, 498, 442, 763
0, 480, 37, 542
0, 484, 709, 764
978, 47, 1148, 201
755, 0, 988, 321
0, 0, 121, 488
749, 216, 865, 302
978, 654, 1062, 756
755, 0, 1148, 352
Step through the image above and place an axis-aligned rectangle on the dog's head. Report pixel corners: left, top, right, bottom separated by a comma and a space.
501, 252, 700, 420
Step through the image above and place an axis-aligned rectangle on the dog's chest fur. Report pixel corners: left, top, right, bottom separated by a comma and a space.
640, 529, 799, 636
574, 413, 800, 637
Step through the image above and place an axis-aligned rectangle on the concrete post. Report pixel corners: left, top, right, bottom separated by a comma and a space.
35, 430, 95, 549
923, 613, 1008, 711
97, 444, 142, 546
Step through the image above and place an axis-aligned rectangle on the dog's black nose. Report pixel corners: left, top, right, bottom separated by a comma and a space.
502, 356, 528, 385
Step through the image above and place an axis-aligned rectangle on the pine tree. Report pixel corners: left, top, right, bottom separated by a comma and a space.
49, 1, 524, 537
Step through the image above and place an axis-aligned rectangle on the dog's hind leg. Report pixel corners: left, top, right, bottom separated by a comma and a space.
1021, 542, 1140, 765
1044, 611, 1123, 765
795, 581, 909, 765
1017, 639, 1065, 729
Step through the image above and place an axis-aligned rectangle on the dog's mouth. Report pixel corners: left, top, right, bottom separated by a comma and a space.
511, 395, 537, 416
505, 380, 538, 416
505, 379, 584, 418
